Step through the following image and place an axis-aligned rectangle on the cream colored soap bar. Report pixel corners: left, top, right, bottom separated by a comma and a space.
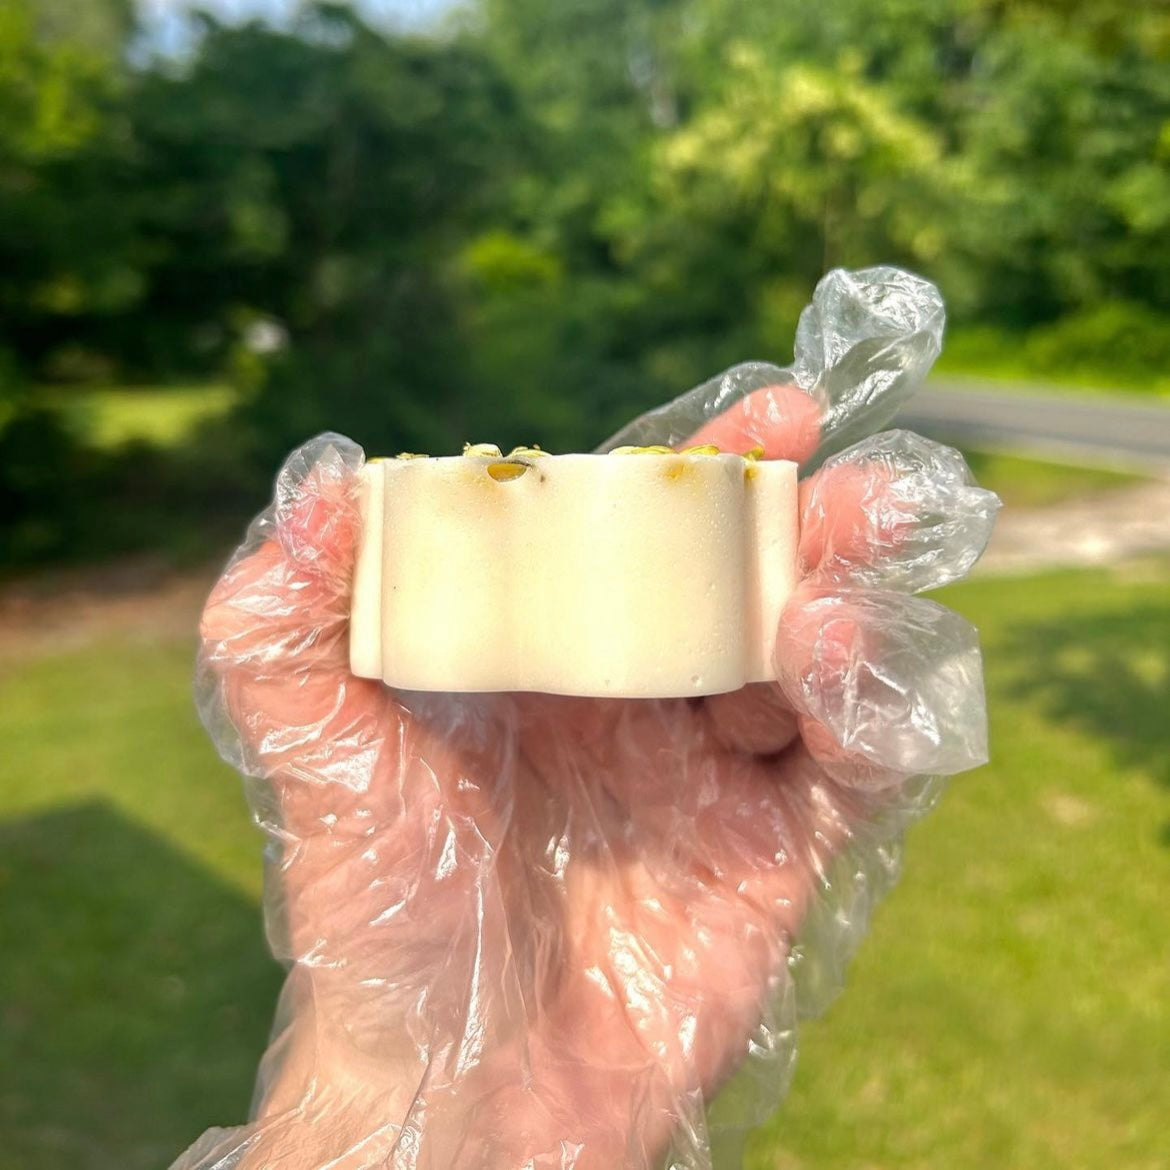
348, 447, 799, 698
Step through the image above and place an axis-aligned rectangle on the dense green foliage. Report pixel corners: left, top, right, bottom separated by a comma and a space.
2, 562, 1168, 1167
2, 0, 1169, 563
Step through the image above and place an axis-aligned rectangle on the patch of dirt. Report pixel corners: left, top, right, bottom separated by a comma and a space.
977, 474, 1170, 574
0, 555, 221, 660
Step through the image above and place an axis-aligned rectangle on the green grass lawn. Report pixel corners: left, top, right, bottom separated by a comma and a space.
0, 638, 277, 1170
1, 561, 1168, 1169
750, 559, 1170, 1170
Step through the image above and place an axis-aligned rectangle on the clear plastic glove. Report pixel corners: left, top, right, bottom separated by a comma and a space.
178, 267, 1000, 1170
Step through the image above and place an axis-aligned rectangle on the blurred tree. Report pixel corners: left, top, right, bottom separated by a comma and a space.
0, 0, 140, 380
636, 0, 1170, 326
454, 0, 692, 437
0, 0, 145, 564
33, 0, 135, 62
951, 13, 1170, 321
120, 3, 531, 460
639, 48, 953, 355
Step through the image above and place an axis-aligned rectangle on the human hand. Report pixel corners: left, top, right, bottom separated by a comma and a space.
177, 268, 1000, 1169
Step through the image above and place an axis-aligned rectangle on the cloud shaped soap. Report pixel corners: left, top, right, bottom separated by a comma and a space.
349, 445, 798, 697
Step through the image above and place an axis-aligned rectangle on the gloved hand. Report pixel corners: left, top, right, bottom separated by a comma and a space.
178, 268, 1000, 1170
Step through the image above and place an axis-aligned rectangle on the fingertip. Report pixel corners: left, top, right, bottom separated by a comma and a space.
799, 432, 1002, 592
705, 683, 800, 756
274, 441, 365, 581
199, 443, 365, 670
798, 460, 904, 575
684, 384, 822, 464
200, 540, 277, 634
199, 540, 304, 661
280, 471, 360, 577
778, 587, 990, 777
796, 714, 912, 791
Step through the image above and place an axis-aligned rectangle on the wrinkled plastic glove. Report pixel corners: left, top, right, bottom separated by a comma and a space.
178, 267, 1000, 1170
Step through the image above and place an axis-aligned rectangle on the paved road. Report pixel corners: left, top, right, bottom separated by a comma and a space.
895, 381, 1170, 469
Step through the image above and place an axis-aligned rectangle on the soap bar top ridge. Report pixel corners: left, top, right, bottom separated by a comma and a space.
348, 446, 799, 698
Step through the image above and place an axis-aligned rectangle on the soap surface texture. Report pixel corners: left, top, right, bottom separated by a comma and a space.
348, 450, 799, 697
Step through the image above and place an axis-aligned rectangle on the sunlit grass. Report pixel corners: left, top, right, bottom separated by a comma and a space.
0, 634, 275, 1170
749, 560, 1170, 1170
43, 383, 237, 449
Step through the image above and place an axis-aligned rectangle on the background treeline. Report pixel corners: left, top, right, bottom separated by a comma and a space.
3, 0, 1169, 565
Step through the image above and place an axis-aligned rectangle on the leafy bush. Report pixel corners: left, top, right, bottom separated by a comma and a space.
1023, 303, 1170, 387
941, 304, 1170, 393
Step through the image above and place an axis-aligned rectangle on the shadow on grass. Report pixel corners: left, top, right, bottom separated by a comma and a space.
1003, 597, 1170, 820
0, 800, 282, 1170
